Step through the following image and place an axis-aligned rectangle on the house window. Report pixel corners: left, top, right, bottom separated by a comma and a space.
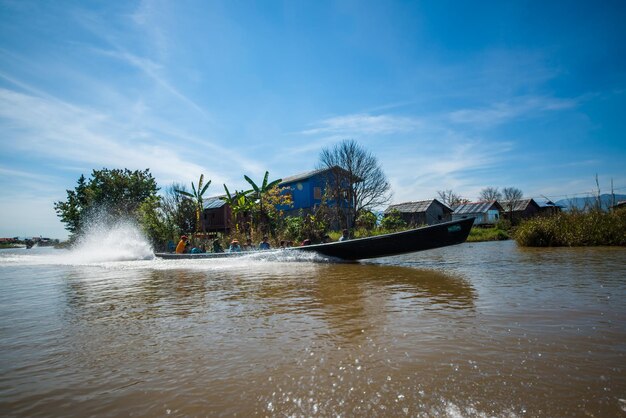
314, 187, 322, 200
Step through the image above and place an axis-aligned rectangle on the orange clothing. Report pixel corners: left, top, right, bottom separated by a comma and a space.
175, 239, 187, 254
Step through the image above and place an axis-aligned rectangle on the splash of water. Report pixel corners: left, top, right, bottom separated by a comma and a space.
70, 218, 154, 263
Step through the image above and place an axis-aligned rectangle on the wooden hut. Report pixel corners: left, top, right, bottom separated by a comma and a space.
499, 198, 541, 222
202, 196, 232, 233
452, 201, 503, 226
384, 199, 452, 226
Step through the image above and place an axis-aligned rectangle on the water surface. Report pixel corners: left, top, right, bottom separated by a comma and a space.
1, 240, 625, 417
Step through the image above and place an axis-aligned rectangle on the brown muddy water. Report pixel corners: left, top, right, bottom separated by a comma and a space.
0, 239, 625, 417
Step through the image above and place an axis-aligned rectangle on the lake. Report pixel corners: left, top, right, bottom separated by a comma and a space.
1, 234, 625, 417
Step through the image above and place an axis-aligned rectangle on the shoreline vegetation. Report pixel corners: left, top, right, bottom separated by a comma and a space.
514, 208, 626, 247
50, 163, 625, 251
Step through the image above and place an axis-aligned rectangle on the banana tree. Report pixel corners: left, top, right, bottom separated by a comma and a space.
243, 171, 282, 234
221, 184, 254, 234
175, 174, 211, 233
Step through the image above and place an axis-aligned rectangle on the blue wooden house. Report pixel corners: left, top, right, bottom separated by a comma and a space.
277, 166, 355, 217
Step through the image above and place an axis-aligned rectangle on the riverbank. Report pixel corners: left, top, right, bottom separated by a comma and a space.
0, 243, 24, 249
515, 208, 626, 247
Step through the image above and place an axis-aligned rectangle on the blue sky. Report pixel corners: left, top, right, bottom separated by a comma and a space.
1, 0, 625, 239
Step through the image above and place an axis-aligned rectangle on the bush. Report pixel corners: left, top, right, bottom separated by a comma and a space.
380, 209, 407, 231
467, 226, 510, 242
515, 209, 626, 247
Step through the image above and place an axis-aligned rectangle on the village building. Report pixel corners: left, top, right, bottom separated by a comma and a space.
536, 199, 562, 216
201, 166, 358, 233
452, 201, 503, 226
384, 199, 452, 226
201, 196, 232, 233
276, 166, 356, 217
499, 198, 541, 222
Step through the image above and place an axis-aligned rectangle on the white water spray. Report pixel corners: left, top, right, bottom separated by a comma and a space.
69, 218, 154, 263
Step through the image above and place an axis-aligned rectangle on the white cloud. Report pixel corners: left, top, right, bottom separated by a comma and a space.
301, 113, 423, 136
448, 96, 579, 127
0, 85, 262, 191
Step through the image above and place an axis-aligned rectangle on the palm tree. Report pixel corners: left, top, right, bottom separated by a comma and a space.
221, 184, 254, 234
244, 171, 282, 233
175, 174, 211, 233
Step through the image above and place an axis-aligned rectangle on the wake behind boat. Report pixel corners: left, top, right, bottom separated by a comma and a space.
154, 218, 474, 261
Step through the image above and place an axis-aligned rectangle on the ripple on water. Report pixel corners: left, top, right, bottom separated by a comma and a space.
1, 241, 625, 417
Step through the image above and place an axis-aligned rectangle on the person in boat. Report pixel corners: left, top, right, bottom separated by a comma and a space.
193, 243, 207, 253
322, 234, 331, 243
212, 239, 224, 253
228, 239, 242, 252
259, 236, 271, 250
279, 240, 287, 249
175, 235, 188, 254
300, 238, 311, 246
243, 238, 254, 251
339, 229, 350, 242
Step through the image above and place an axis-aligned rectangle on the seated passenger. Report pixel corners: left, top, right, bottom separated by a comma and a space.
228, 239, 242, 252
175, 235, 188, 254
212, 239, 224, 253
259, 236, 271, 250
339, 229, 350, 242
243, 238, 254, 251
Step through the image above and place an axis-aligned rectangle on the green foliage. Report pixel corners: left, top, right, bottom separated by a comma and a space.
54, 168, 159, 236
175, 174, 211, 233
356, 210, 377, 230
137, 196, 174, 250
467, 226, 510, 242
243, 171, 283, 235
515, 209, 626, 247
380, 209, 407, 231
221, 184, 255, 234
283, 210, 328, 243
221, 171, 286, 236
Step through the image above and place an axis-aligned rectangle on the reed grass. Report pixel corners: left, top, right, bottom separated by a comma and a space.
466, 227, 510, 242
514, 208, 626, 247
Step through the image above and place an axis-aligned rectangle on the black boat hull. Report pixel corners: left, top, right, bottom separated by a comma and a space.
293, 217, 473, 260
154, 218, 474, 261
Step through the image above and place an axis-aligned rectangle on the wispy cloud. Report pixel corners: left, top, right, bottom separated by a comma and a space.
448, 95, 579, 127
301, 113, 423, 136
0, 84, 260, 188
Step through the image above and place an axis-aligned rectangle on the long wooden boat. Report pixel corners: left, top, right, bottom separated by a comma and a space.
154, 218, 474, 261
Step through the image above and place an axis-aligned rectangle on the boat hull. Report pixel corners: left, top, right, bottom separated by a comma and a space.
154, 218, 474, 261
293, 217, 474, 260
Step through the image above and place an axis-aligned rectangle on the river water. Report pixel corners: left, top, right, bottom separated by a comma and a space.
1, 230, 625, 417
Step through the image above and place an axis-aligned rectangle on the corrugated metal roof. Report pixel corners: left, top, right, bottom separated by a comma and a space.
280, 168, 328, 184
453, 201, 500, 215
386, 200, 433, 214
499, 198, 534, 212
279, 166, 362, 185
203, 196, 227, 209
